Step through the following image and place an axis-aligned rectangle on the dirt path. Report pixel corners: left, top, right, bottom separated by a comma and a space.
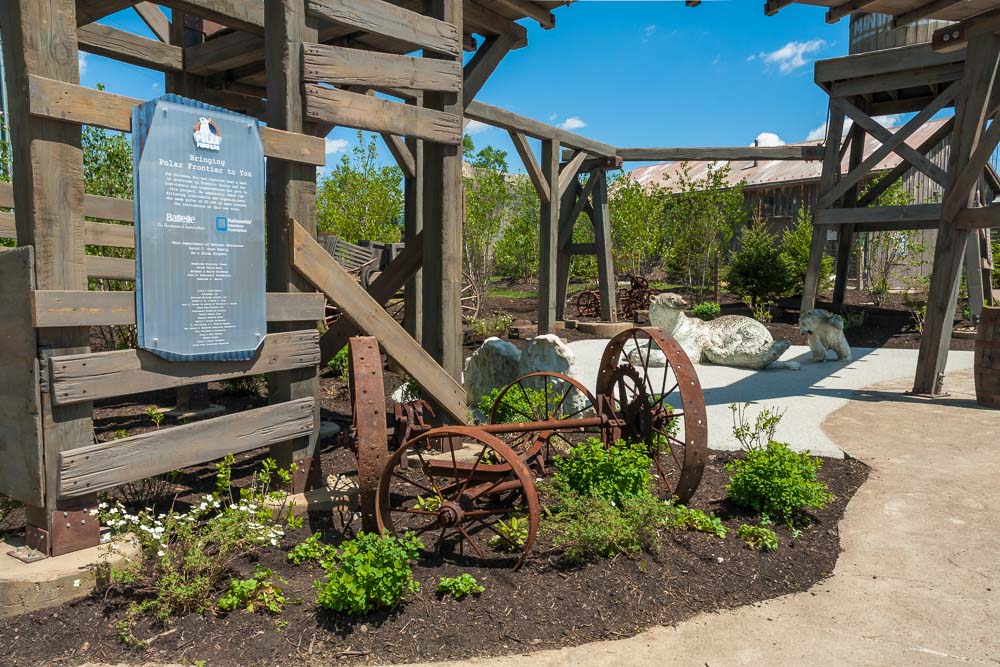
409, 369, 1000, 666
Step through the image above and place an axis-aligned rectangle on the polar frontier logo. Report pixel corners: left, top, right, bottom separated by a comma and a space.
193, 117, 222, 151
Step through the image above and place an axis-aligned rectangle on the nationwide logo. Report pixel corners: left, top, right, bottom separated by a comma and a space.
193, 117, 222, 151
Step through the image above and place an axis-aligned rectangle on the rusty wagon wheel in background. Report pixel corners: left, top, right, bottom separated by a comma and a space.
595, 327, 708, 504
575, 290, 602, 319
376, 426, 540, 569
461, 272, 482, 323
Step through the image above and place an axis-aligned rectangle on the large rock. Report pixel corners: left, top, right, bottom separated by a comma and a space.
624, 339, 667, 368
516, 334, 577, 377
463, 337, 521, 410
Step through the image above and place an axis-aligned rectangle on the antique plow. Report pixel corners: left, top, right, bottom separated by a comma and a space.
345, 327, 707, 569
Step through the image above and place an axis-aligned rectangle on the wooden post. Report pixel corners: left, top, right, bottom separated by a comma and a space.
0, 0, 99, 556
538, 138, 560, 332
264, 0, 321, 491
914, 34, 1000, 395
592, 170, 618, 322
554, 178, 579, 322
421, 0, 463, 379
404, 132, 425, 342
965, 231, 986, 324
833, 122, 867, 311
801, 99, 846, 314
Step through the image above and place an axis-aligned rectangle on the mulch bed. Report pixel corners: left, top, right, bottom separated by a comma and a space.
0, 447, 868, 667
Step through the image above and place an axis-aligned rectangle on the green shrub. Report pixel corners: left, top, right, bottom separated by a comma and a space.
726, 442, 834, 525
218, 565, 287, 614
288, 532, 336, 565
727, 222, 794, 308
780, 206, 834, 292
437, 574, 484, 600
691, 301, 721, 321
468, 312, 514, 339
664, 504, 728, 538
737, 524, 779, 552
552, 439, 652, 507
327, 346, 349, 377
489, 516, 529, 552
314, 532, 423, 615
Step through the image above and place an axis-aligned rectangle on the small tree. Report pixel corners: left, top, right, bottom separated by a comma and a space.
463, 138, 511, 301
727, 219, 794, 308
859, 178, 921, 306
494, 175, 540, 282
780, 205, 833, 293
608, 174, 669, 278
316, 131, 404, 243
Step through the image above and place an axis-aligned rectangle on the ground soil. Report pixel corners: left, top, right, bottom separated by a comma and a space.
0, 446, 867, 667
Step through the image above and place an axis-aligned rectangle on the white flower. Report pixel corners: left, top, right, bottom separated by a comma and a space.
157, 550, 165, 557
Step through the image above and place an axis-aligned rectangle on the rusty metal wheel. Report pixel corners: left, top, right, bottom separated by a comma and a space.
348, 337, 389, 532
461, 273, 481, 323
575, 290, 601, 318
596, 327, 707, 503
487, 372, 602, 463
376, 426, 539, 569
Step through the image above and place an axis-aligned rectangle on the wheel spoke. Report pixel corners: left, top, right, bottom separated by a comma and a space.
456, 525, 487, 560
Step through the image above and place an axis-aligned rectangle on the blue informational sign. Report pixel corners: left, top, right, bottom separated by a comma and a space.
132, 95, 266, 361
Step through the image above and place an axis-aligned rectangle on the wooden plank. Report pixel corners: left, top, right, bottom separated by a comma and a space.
133, 2, 171, 42
85, 193, 133, 221
591, 170, 617, 323
380, 132, 417, 179
814, 204, 943, 226
157, 0, 264, 34
467, 101, 616, 158
86, 222, 134, 248
307, 0, 461, 57
894, 0, 963, 27
828, 62, 964, 98
464, 2, 526, 46
76, 0, 136, 26
49, 330, 320, 406
559, 150, 589, 199
948, 110, 1000, 213
539, 138, 560, 334
764, 0, 796, 16
403, 129, 424, 343
58, 398, 315, 498
857, 116, 954, 207
463, 34, 516, 107
34, 291, 324, 327
26, 75, 326, 166
291, 220, 467, 422
77, 23, 183, 72
815, 42, 966, 85
933, 7, 1000, 52
86, 255, 135, 280
0, 248, 45, 506
302, 43, 460, 92
509, 130, 550, 203
185, 31, 265, 76
491, 0, 554, 29
305, 84, 461, 145
825, 0, 879, 24
956, 206, 1000, 229
617, 145, 824, 162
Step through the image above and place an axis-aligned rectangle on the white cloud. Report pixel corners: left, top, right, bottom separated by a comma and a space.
644, 25, 657, 38
559, 117, 587, 131
325, 138, 349, 155
78, 52, 88, 76
548, 113, 558, 122
463, 119, 490, 135
754, 132, 785, 147
760, 39, 826, 73
876, 113, 904, 128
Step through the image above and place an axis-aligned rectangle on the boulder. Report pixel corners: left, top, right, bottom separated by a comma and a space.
517, 334, 576, 377
624, 339, 667, 368
463, 337, 521, 410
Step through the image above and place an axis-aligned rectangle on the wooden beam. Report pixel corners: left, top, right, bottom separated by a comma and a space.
763, 0, 796, 16
509, 130, 550, 203
956, 206, 1000, 230
947, 110, 1000, 213
133, 2, 171, 42
857, 115, 955, 207
815, 42, 965, 86
465, 101, 617, 157
77, 22, 183, 72
34, 291, 324, 328
933, 7, 1000, 52
813, 204, 943, 226
557, 168, 600, 250
25, 74, 326, 165
306, 0, 461, 57
305, 84, 462, 144
463, 34, 516, 108
464, 1, 527, 46
302, 43, 461, 92
58, 398, 316, 498
85, 255, 135, 280
828, 61, 964, 98
185, 31, 264, 76
380, 132, 417, 179
617, 145, 824, 162
157, 0, 264, 34
539, 138, 560, 333
894, 0, 963, 28
76, 0, 135, 26
290, 220, 467, 422
825, 0, 879, 24
559, 150, 589, 199
491, 0, 554, 29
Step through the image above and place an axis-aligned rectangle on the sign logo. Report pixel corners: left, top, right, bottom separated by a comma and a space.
193, 117, 222, 151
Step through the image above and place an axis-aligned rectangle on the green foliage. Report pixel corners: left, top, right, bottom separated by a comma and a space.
551, 439, 652, 507
663, 504, 728, 538
327, 345, 349, 377
729, 403, 785, 453
223, 375, 265, 396
468, 312, 514, 339
780, 207, 833, 291
476, 385, 550, 423
691, 302, 721, 321
288, 532, 336, 566
859, 178, 923, 305
608, 173, 670, 278
314, 532, 423, 615
992, 234, 1000, 290
99, 457, 299, 619
145, 406, 165, 429
726, 442, 834, 525
494, 176, 541, 281
737, 524, 779, 552
727, 221, 794, 308
488, 516, 529, 552
841, 308, 867, 330
437, 574, 484, 600
464, 142, 512, 309
217, 566, 287, 614
317, 131, 403, 243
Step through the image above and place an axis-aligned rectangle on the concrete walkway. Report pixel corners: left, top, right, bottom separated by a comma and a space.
568, 341, 977, 458
415, 369, 1000, 667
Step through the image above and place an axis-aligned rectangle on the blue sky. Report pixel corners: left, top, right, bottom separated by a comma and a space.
78, 2, 851, 174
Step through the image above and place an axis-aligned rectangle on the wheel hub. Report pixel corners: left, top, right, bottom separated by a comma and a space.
438, 501, 464, 526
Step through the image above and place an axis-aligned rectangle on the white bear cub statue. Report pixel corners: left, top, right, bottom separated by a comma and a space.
799, 309, 852, 362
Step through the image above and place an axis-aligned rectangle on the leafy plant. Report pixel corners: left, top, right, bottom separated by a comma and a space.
223, 375, 265, 396
841, 308, 866, 330
437, 574, 484, 600
218, 565, 287, 614
691, 301, 721, 321
414, 494, 443, 513
737, 524, 779, 552
145, 406, 165, 430
314, 532, 423, 615
327, 346, 349, 377
727, 220, 794, 308
489, 516, 529, 552
288, 532, 336, 566
464, 140, 513, 309
551, 439, 652, 507
468, 312, 514, 339
494, 177, 542, 281
477, 385, 550, 424
730, 403, 785, 453
726, 442, 834, 525
663, 504, 728, 538
780, 206, 833, 292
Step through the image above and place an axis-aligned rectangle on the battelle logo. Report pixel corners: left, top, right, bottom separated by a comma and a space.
193, 117, 222, 151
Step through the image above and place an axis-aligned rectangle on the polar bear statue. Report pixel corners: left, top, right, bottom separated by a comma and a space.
799, 309, 852, 362
649, 293, 800, 371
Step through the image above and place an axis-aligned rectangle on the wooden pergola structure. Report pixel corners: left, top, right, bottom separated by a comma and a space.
765, 0, 1000, 395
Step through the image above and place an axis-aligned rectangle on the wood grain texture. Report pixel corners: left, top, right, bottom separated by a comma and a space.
0, 248, 45, 506
77, 22, 183, 72
305, 84, 462, 144
466, 101, 617, 157
509, 130, 550, 203
49, 330, 320, 405
157, 0, 265, 33
617, 146, 824, 162
303, 43, 461, 92
85, 255, 135, 280
306, 0, 461, 57
58, 398, 316, 497
133, 2, 171, 42
290, 220, 467, 423
26, 74, 326, 166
